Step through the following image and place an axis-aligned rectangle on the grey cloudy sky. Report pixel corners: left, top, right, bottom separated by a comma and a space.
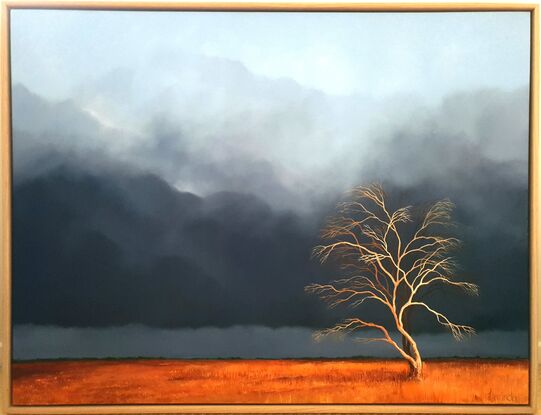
10, 10, 532, 210
10, 9, 531, 359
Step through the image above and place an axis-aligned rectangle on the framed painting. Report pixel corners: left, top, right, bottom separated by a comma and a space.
0, 1, 538, 414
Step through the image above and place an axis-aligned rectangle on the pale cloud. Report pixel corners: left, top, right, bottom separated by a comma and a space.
11, 10, 530, 100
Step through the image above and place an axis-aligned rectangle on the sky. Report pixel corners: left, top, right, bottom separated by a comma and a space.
9, 9, 532, 359
11, 11, 531, 100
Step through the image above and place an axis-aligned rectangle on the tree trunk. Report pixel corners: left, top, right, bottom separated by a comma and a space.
408, 358, 423, 380
402, 336, 412, 356
401, 322, 423, 380
401, 308, 412, 356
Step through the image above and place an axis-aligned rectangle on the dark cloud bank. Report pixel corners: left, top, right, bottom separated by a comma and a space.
11, 68, 530, 358
13, 326, 527, 360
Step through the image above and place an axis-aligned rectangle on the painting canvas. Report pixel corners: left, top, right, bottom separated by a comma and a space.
5, 5, 535, 410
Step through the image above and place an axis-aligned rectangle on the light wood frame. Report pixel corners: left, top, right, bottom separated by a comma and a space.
0, 2, 538, 414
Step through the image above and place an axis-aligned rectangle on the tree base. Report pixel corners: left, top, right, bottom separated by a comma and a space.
408, 371, 422, 380
408, 363, 423, 380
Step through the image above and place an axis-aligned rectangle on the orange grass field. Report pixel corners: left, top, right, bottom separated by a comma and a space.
12, 359, 528, 405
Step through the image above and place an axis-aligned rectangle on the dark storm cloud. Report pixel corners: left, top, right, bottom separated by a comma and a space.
10, 72, 530, 358
13, 325, 528, 360
11, 83, 342, 330
12, 165, 342, 328
12, 159, 529, 333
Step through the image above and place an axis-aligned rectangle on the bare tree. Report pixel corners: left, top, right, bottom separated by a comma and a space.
305, 184, 478, 379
